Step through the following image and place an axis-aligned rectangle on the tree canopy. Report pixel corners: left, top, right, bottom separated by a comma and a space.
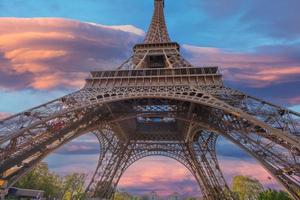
258, 189, 291, 200
231, 175, 264, 200
15, 162, 62, 199
11, 166, 294, 200
14, 162, 86, 200
231, 175, 292, 200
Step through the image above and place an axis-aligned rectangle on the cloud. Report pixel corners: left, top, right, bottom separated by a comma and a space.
54, 133, 100, 155
0, 112, 10, 120
46, 154, 98, 178
287, 97, 300, 105
219, 157, 280, 189
55, 142, 99, 155
183, 44, 300, 88
118, 157, 200, 196
0, 18, 144, 90
87, 23, 145, 36
118, 156, 281, 196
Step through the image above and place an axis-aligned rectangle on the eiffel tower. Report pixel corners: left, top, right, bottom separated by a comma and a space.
0, 0, 300, 199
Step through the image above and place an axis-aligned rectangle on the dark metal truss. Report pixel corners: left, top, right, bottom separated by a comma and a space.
0, 87, 299, 199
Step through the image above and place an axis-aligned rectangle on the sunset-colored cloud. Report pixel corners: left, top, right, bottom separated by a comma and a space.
232, 66, 300, 87
29, 72, 86, 89
0, 18, 143, 90
1, 18, 299, 91
183, 45, 285, 69
287, 96, 300, 105
0, 112, 10, 120
4, 48, 67, 73
0, 32, 75, 47
55, 134, 100, 155
116, 156, 281, 196
183, 45, 300, 88
219, 158, 280, 189
119, 157, 200, 196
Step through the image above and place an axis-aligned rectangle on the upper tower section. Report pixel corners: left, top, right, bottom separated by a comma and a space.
131, 0, 192, 69
144, 0, 171, 43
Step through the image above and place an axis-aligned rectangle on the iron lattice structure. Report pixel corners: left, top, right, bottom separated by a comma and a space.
0, 0, 300, 199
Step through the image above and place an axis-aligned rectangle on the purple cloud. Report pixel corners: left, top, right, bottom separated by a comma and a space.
183, 44, 300, 106
0, 112, 10, 120
0, 18, 144, 90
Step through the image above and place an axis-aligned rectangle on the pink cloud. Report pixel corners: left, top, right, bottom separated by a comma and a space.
116, 156, 282, 196
287, 96, 300, 105
183, 45, 284, 69
0, 112, 11, 120
219, 158, 280, 189
2, 18, 299, 90
29, 72, 86, 89
183, 45, 300, 87
118, 157, 200, 196
0, 18, 143, 90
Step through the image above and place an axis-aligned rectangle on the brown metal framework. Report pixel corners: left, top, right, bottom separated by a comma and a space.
0, 0, 300, 199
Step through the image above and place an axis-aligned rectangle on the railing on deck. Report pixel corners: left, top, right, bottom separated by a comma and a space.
89, 67, 220, 78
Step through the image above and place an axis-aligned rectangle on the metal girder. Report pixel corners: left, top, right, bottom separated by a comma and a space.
1, 86, 300, 199
190, 108, 300, 200
85, 130, 234, 200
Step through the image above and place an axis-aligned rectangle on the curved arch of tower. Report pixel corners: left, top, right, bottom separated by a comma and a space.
0, 0, 299, 199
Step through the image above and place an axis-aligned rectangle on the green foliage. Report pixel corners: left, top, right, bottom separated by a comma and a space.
258, 189, 291, 200
62, 173, 87, 200
141, 195, 149, 200
14, 163, 86, 200
14, 169, 296, 200
15, 162, 62, 199
231, 175, 264, 200
114, 191, 133, 200
4, 196, 18, 200
185, 198, 197, 200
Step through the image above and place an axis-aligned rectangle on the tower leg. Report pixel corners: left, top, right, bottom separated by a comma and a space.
188, 97, 300, 200
186, 132, 236, 200
86, 129, 134, 199
223, 131, 300, 200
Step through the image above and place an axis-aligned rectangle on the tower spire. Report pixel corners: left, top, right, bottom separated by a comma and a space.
144, 0, 171, 43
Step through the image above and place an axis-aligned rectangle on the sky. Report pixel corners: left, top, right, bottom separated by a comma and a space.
0, 0, 300, 197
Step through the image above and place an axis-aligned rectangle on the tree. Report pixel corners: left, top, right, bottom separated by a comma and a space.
258, 189, 291, 200
14, 163, 87, 200
15, 162, 63, 199
62, 173, 87, 200
185, 197, 197, 200
231, 175, 264, 200
114, 191, 133, 200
